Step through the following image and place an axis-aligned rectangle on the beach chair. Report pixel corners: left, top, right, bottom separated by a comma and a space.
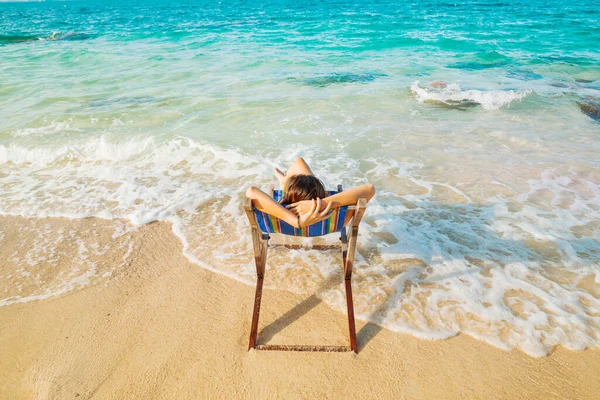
243, 184, 367, 353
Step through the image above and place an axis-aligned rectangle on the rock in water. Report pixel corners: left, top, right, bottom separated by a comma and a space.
429, 81, 448, 89
577, 97, 600, 122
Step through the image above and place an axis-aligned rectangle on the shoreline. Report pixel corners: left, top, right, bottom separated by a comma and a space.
1, 216, 599, 399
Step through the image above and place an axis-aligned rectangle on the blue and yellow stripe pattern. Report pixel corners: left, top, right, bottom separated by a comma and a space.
253, 190, 348, 237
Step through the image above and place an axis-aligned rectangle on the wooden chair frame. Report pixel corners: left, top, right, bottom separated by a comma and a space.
243, 184, 367, 353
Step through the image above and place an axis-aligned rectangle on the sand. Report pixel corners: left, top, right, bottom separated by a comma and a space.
1, 216, 599, 399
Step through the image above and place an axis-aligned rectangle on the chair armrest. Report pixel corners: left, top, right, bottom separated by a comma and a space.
244, 197, 253, 212
351, 198, 367, 228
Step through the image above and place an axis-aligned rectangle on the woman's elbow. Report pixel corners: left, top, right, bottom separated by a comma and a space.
246, 186, 258, 198
366, 184, 376, 201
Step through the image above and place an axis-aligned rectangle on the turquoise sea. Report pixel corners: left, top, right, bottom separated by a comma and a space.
1, 0, 599, 356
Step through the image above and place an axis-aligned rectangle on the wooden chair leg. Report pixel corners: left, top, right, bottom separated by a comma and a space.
248, 233, 268, 350
344, 267, 357, 353
248, 274, 264, 350
340, 226, 357, 352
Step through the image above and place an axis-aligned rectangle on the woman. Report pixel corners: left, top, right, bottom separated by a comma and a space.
245, 157, 375, 228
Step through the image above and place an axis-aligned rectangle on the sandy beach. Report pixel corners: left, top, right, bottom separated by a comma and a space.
1, 215, 599, 399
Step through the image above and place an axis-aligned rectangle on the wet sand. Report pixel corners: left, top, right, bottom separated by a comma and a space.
1, 216, 599, 399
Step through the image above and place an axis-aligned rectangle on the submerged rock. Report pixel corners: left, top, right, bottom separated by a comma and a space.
447, 51, 512, 70
0, 34, 39, 45
507, 70, 543, 81
298, 72, 386, 87
0, 32, 97, 45
550, 81, 570, 88
577, 97, 600, 122
44, 32, 95, 41
446, 60, 511, 70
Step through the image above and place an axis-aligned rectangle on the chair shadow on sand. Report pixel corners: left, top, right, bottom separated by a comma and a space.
257, 273, 342, 346
256, 200, 591, 352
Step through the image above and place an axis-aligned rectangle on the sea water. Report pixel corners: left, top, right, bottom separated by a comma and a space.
0, 0, 599, 356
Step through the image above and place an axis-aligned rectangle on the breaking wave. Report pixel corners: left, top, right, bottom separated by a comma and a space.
410, 81, 532, 110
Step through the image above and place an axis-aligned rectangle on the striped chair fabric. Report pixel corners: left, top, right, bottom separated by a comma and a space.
253, 190, 348, 237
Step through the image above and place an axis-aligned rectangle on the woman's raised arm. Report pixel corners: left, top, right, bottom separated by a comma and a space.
321, 183, 376, 208
246, 186, 298, 227
286, 183, 375, 215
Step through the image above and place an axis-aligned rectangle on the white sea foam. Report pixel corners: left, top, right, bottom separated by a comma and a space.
0, 134, 599, 357
0, 218, 134, 307
11, 120, 82, 138
410, 81, 532, 110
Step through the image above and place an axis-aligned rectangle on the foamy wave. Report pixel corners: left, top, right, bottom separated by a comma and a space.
11, 120, 82, 138
1, 135, 599, 357
1, 135, 158, 166
0, 135, 272, 223
0, 218, 134, 308
410, 81, 532, 110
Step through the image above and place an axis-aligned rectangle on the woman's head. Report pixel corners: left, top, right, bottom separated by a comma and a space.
280, 174, 327, 204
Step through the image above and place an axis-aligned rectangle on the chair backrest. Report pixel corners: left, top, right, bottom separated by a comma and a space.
253, 190, 348, 237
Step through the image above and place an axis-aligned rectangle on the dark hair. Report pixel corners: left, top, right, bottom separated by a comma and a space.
280, 174, 327, 204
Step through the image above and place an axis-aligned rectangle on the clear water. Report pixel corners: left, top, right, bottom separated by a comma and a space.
1, 0, 599, 356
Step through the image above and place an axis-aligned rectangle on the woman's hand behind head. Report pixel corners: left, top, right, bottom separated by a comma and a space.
296, 198, 332, 228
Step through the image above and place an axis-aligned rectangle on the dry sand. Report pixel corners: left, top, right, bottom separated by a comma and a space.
1, 216, 599, 399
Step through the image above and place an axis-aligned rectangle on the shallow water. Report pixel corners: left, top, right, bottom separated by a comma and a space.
1, 0, 599, 356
